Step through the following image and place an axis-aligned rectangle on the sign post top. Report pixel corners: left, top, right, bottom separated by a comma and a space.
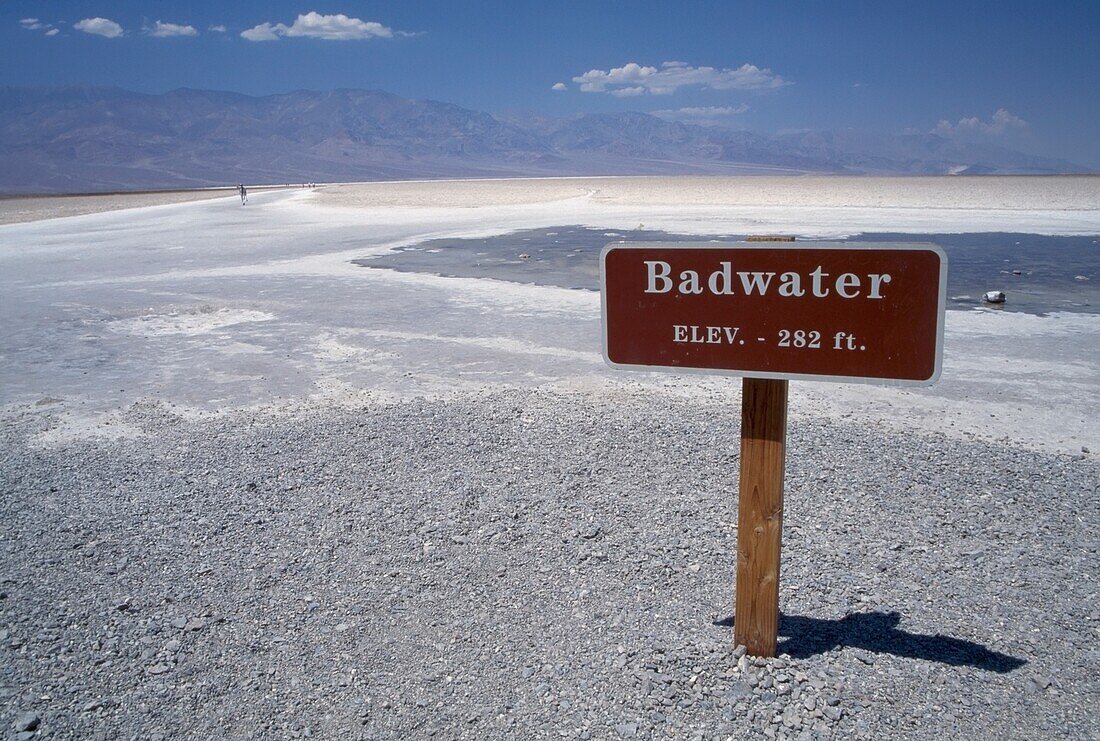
601, 241, 947, 386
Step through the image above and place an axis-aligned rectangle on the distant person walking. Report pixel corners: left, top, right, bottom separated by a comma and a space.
238, 184, 248, 205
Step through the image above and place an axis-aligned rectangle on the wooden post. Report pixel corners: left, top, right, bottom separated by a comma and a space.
734, 377, 788, 657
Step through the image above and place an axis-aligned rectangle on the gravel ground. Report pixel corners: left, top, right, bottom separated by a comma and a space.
1, 389, 1097, 739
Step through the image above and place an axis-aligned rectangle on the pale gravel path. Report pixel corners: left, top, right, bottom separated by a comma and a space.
0, 191, 238, 226
0, 187, 298, 225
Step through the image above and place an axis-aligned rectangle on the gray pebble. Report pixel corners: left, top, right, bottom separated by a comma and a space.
615, 722, 638, 737
13, 712, 40, 732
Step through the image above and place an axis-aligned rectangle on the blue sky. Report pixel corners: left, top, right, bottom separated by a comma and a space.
3, 1, 1099, 166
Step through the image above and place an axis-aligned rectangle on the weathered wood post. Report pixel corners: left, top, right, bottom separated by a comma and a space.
734, 377, 788, 657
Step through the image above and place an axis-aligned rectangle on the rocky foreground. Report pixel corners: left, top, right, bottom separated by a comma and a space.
1, 390, 1096, 739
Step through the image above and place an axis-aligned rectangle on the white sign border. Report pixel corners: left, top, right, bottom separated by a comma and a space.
600, 240, 948, 388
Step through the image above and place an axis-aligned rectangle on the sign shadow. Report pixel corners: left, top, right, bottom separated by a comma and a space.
714, 611, 1026, 673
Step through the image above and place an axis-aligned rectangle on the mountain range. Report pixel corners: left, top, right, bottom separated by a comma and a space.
0, 87, 1083, 194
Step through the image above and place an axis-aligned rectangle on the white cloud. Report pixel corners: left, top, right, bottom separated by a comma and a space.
21, 17, 59, 34
572, 61, 787, 96
934, 108, 1028, 137
241, 22, 282, 42
209, 25, 227, 33
551, 82, 568, 91
74, 17, 124, 38
241, 12, 397, 42
149, 21, 198, 38
286, 11, 392, 39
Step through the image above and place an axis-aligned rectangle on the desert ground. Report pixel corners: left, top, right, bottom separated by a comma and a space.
0, 189, 244, 226
0, 177, 1097, 739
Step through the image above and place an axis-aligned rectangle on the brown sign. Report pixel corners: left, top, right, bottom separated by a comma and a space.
601, 242, 946, 385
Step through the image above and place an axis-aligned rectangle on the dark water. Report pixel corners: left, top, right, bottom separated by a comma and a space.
853, 233, 1098, 314
356, 227, 1099, 315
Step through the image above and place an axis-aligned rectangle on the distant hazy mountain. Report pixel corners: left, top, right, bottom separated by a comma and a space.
0, 87, 1082, 193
